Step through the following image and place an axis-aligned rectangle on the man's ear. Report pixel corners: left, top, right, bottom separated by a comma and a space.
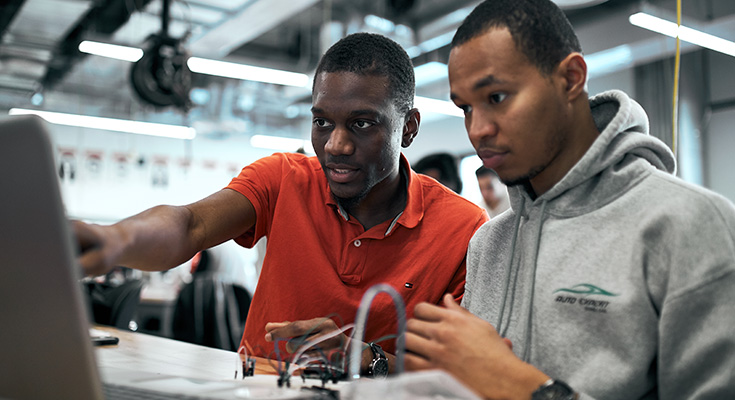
402, 108, 420, 148
557, 52, 587, 101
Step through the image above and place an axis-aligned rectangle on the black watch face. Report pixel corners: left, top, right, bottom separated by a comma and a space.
371, 359, 389, 378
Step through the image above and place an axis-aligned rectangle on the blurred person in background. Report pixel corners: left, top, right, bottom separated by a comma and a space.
475, 166, 509, 218
413, 152, 464, 194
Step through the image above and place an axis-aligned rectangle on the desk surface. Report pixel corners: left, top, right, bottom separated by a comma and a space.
91, 327, 475, 399
94, 326, 277, 380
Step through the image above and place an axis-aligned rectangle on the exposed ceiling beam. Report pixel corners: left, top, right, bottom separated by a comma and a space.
40, 0, 153, 89
0, 0, 26, 41
188, 0, 320, 59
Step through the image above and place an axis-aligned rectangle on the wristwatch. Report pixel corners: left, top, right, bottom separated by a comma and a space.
366, 342, 389, 378
531, 379, 576, 400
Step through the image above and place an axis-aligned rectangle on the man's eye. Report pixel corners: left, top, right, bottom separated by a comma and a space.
490, 93, 507, 104
313, 118, 331, 128
353, 120, 373, 129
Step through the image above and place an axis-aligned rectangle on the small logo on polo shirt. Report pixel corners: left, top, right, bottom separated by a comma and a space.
404, 282, 413, 289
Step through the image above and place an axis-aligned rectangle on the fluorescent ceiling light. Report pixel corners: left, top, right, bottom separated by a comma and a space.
9, 108, 196, 140
364, 14, 397, 32
250, 134, 313, 153
407, 31, 456, 57
78, 40, 311, 87
629, 12, 735, 57
414, 62, 448, 87
187, 57, 310, 87
414, 96, 463, 118
585, 44, 633, 77
78, 40, 143, 62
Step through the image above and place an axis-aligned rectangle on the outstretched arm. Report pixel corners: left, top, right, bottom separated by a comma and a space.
405, 294, 549, 400
74, 188, 256, 276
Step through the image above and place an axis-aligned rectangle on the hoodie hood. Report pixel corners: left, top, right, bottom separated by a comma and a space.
508, 90, 676, 217
490, 90, 677, 361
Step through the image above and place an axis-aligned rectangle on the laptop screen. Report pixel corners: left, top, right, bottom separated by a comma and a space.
0, 115, 103, 399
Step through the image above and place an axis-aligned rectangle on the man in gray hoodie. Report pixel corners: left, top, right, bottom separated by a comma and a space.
404, 0, 735, 399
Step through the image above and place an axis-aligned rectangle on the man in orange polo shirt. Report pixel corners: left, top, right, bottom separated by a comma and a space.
74, 33, 488, 375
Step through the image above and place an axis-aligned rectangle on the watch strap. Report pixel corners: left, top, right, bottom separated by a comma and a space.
366, 342, 388, 378
531, 378, 576, 400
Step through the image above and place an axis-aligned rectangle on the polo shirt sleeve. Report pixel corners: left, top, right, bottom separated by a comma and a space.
225, 152, 293, 248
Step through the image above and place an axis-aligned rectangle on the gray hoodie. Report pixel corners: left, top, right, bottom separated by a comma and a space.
464, 90, 735, 400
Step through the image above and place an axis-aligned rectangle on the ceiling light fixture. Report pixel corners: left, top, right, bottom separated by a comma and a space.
9, 108, 196, 140
406, 31, 455, 58
187, 57, 310, 87
585, 45, 634, 77
629, 12, 735, 57
79, 40, 144, 62
414, 62, 448, 87
414, 96, 463, 118
78, 40, 311, 87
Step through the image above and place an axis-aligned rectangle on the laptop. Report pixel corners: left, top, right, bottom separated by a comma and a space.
0, 115, 104, 399
0, 115, 321, 400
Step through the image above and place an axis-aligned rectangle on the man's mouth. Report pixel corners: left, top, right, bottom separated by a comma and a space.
326, 164, 359, 184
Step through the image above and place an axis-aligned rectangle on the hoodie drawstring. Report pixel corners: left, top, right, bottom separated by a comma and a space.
496, 196, 525, 334
522, 200, 547, 361
495, 197, 548, 363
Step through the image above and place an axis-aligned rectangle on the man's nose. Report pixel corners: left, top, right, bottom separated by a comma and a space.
325, 127, 354, 156
467, 110, 498, 142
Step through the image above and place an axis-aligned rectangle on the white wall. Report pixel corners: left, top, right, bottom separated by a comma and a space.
50, 124, 276, 223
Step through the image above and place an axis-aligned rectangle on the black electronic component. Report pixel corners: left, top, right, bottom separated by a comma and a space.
130, 0, 191, 110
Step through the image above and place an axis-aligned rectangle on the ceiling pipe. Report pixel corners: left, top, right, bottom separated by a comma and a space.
40, 0, 154, 90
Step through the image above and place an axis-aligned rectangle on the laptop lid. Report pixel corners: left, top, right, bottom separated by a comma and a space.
0, 115, 103, 399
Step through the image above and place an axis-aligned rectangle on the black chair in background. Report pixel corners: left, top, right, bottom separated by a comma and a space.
171, 250, 251, 351
85, 278, 144, 330
171, 274, 251, 351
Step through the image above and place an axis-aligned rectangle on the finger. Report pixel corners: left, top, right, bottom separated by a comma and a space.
442, 293, 463, 310
412, 301, 451, 322
264, 321, 291, 342
502, 337, 513, 350
404, 331, 441, 362
404, 352, 435, 371
406, 318, 440, 340
265, 321, 291, 332
266, 318, 336, 342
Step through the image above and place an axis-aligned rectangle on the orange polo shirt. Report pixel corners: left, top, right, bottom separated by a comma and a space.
226, 152, 488, 358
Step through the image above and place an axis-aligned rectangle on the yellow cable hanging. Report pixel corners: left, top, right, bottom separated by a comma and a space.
671, 0, 682, 157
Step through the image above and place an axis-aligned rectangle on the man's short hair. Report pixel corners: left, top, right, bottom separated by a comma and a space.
414, 153, 463, 194
314, 32, 415, 114
451, 0, 582, 76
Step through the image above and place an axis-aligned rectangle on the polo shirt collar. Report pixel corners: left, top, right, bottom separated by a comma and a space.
326, 154, 425, 235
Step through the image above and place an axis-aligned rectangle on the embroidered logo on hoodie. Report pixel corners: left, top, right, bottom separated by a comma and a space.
553, 283, 619, 313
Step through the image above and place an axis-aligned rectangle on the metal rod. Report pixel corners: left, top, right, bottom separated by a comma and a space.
161, 0, 170, 36
348, 284, 406, 379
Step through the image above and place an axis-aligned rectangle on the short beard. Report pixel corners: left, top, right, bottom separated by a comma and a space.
501, 164, 545, 188
332, 189, 370, 211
